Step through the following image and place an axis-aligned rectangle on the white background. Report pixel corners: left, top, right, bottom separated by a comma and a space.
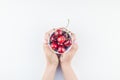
0, 0, 120, 80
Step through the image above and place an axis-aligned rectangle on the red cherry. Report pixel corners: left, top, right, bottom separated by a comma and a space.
64, 40, 72, 47
50, 43, 58, 50
58, 42, 63, 46
55, 29, 63, 36
57, 36, 66, 44
64, 33, 69, 38
58, 46, 65, 53
50, 34, 56, 42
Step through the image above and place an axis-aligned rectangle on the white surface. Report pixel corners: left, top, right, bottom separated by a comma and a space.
0, 0, 120, 80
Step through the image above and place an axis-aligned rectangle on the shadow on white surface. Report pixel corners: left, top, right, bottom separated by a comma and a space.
55, 64, 64, 80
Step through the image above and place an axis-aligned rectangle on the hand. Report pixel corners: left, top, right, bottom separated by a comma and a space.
60, 33, 78, 66
42, 29, 59, 80
42, 29, 78, 80
43, 29, 59, 67
60, 33, 78, 80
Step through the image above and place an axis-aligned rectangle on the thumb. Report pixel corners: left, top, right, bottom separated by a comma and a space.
65, 43, 78, 57
43, 43, 51, 54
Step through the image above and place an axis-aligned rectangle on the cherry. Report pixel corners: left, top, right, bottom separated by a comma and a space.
55, 29, 62, 36
64, 33, 69, 38
58, 42, 63, 46
57, 36, 66, 44
50, 34, 56, 42
50, 43, 58, 50
58, 46, 65, 53
64, 39, 72, 47
63, 31, 69, 38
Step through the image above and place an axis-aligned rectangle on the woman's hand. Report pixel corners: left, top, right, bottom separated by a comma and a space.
43, 29, 59, 67
60, 33, 78, 80
42, 29, 58, 80
60, 33, 78, 66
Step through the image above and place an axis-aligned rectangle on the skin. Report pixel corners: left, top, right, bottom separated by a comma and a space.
42, 28, 78, 80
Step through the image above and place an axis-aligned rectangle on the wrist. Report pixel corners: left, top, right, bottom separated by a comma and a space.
43, 63, 57, 80
47, 60, 59, 67
46, 63, 58, 69
61, 63, 71, 69
60, 63, 78, 80
61, 61, 71, 66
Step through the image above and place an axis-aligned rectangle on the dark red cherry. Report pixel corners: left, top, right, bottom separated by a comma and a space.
57, 36, 66, 44
58, 46, 65, 53
64, 33, 69, 38
64, 40, 72, 47
50, 34, 56, 42
50, 43, 58, 50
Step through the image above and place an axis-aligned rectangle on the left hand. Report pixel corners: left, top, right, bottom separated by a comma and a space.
43, 29, 59, 67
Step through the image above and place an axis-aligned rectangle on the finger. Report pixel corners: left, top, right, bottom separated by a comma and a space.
60, 53, 66, 62
67, 43, 78, 56
43, 43, 56, 56
60, 42, 77, 61
71, 32, 76, 42
44, 29, 55, 42
43, 43, 51, 54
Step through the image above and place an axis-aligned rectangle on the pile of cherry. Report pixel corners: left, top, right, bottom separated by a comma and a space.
49, 28, 72, 54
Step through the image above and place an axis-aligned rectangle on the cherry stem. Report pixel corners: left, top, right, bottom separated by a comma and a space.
66, 19, 70, 28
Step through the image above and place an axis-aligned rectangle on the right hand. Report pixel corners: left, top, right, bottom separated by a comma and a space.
60, 33, 78, 66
